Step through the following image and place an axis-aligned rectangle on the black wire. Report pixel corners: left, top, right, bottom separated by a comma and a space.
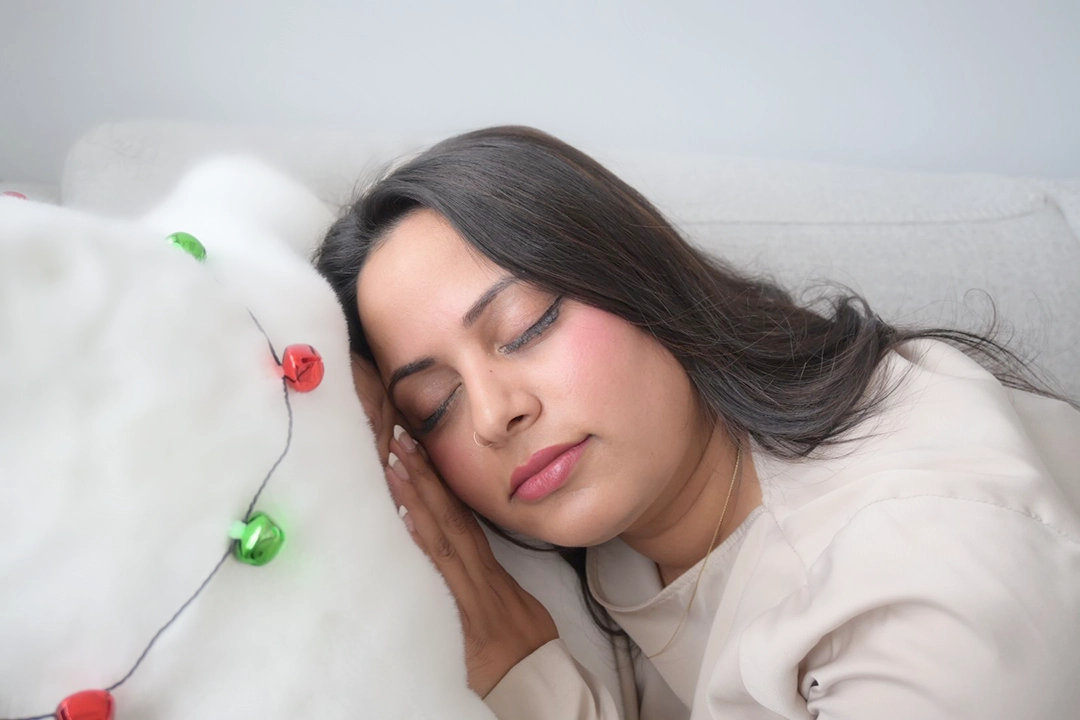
2, 315, 294, 720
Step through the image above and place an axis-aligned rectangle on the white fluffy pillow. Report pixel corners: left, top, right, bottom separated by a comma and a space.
0, 159, 495, 719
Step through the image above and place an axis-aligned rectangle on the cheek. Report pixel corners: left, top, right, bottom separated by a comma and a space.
556, 307, 643, 401
424, 437, 494, 509
561, 307, 695, 449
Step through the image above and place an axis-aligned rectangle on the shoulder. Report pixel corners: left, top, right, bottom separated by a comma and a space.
755, 338, 1080, 564
730, 496, 1080, 718
709, 340, 1080, 716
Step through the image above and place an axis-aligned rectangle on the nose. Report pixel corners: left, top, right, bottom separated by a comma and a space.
466, 363, 539, 445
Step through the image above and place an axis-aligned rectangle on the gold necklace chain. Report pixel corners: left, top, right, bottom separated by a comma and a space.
646, 444, 742, 660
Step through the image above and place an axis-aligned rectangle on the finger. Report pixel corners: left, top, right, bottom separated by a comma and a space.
385, 463, 479, 595
389, 436, 491, 550
386, 458, 556, 666
393, 422, 430, 461
384, 467, 416, 534
387, 445, 485, 567
397, 501, 416, 535
389, 435, 502, 573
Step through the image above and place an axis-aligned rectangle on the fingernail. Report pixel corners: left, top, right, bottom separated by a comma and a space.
385, 470, 399, 503
397, 503, 415, 532
394, 425, 417, 452
388, 452, 409, 481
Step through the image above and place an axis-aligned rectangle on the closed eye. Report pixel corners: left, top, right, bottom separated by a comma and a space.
499, 296, 563, 354
412, 295, 564, 436
415, 385, 460, 436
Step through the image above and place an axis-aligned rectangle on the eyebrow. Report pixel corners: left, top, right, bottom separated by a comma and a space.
462, 276, 518, 328
387, 357, 435, 398
386, 276, 518, 397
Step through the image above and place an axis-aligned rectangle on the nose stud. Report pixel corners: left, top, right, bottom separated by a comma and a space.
473, 431, 493, 448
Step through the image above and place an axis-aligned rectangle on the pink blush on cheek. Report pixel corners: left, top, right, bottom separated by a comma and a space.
557, 306, 636, 382
553, 304, 687, 436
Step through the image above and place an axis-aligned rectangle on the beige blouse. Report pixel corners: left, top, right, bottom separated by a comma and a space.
484, 340, 1080, 719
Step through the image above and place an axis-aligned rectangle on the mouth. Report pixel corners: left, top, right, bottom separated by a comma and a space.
510, 436, 591, 502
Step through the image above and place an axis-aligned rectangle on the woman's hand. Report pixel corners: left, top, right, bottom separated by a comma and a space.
385, 430, 559, 698
351, 353, 396, 465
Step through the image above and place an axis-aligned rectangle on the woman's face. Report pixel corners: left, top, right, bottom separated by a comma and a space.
356, 209, 705, 547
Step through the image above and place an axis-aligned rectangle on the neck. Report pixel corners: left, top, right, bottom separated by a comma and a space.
619, 424, 762, 586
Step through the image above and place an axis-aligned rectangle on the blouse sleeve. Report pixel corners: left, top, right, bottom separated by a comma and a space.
483, 639, 624, 720
735, 495, 1080, 720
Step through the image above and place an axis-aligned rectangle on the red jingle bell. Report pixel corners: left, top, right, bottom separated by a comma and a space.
56, 690, 115, 720
280, 344, 324, 392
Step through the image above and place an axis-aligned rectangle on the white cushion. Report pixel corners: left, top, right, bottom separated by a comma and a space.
62, 121, 1080, 396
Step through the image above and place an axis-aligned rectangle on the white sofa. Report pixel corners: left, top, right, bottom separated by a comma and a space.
44, 121, 1080, 718
60, 121, 1080, 399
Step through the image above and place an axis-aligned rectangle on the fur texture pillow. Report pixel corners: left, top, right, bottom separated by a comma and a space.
0, 159, 496, 719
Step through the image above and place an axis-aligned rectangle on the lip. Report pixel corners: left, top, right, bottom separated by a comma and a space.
510, 437, 591, 502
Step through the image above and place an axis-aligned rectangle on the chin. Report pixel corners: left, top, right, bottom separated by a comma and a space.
520, 500, 628, 549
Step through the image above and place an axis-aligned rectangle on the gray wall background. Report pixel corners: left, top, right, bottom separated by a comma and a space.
2, 0, 1078, 184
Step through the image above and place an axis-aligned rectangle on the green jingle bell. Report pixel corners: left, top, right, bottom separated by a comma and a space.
167, 231, 207, 262
229, 512, 285, 566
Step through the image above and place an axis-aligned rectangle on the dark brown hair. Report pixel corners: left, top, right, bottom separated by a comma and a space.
314, 125, 1066, 635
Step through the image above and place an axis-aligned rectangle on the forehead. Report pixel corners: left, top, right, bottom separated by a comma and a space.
356, 209, 505, 357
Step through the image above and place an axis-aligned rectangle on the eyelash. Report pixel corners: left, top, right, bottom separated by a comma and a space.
499, 296, 563, 354
413, 296, 564, 436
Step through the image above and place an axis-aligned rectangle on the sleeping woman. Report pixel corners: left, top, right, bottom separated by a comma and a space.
314, 126, 1080, 720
